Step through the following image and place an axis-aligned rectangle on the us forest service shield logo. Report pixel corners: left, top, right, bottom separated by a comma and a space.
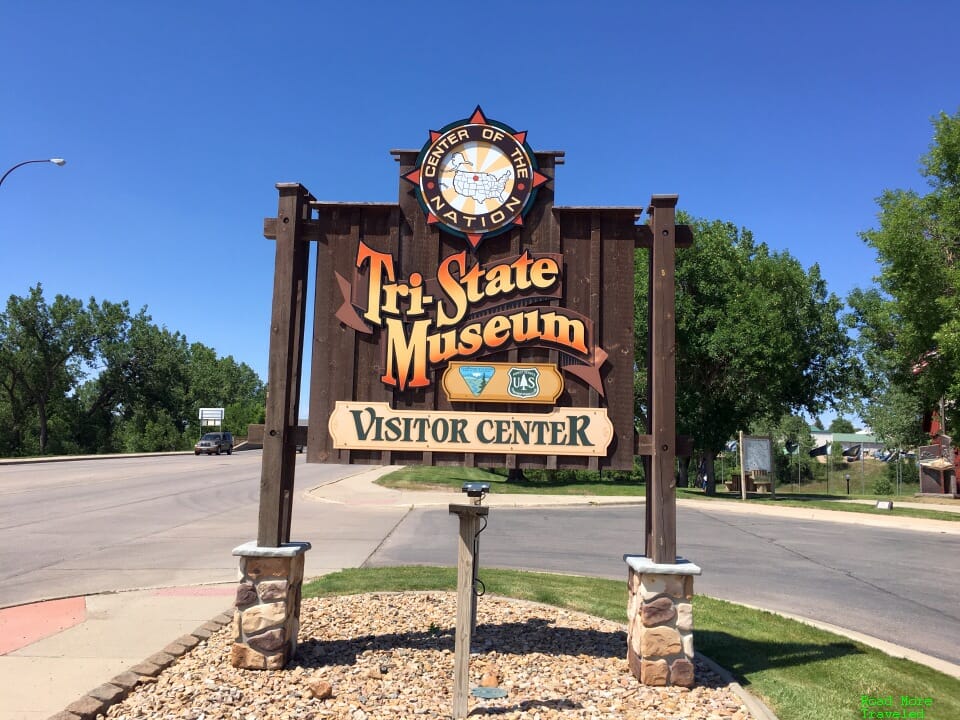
508, 366, 540, 399
403, 106, 550, 249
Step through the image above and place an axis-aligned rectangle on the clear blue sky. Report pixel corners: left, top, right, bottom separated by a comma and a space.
2, 1, 958, 426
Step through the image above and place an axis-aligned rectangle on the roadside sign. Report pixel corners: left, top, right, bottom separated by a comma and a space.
199, 407, 225, 421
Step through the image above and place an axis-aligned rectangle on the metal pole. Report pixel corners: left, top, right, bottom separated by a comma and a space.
797, 440, 801, 493
0, 158, 66, 188
739, 431, 747, 500
860, 443, 867, 495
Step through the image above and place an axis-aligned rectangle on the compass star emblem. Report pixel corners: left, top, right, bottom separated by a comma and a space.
403, 106, 550, 249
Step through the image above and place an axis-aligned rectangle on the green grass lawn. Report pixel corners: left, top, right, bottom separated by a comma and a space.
377, 466, 960, 521
677, 488, 960, 522
303, 566, 959, 720
676, 487, 960, 522
376, 465, 646, 496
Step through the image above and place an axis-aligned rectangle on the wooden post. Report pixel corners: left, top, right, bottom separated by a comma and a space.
258, 183, 312, 547
646, 196, 678, 565
449, 503, 488, 719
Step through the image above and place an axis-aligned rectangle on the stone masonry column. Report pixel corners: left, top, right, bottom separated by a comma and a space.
623, 555, 701, 687
230, 541, 311, 670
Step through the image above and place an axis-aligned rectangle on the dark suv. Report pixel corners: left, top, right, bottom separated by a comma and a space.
194, 431, 234, 455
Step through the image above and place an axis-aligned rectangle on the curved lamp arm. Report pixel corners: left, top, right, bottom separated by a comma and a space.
0, 158, 66, 188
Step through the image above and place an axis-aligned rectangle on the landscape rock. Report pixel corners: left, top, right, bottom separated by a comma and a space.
641, 596, 676, 626
235, 582, 257, 607
640, 625, 683, 656
307, 678, 334, 699
96, 592, 754, 720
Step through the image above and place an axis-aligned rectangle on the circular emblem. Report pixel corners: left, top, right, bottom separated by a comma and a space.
403, 107, 549, 249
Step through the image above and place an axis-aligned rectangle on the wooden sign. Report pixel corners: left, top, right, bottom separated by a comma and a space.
328, 402, 613, 456
256, 106, 690, 563
441, 362, 563, 404
256, 106, 681, 479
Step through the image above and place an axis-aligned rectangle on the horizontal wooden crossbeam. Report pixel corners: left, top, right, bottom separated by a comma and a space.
247, 424, 307, 446
636, 433, 694, 457
636, 224, 694, 249
264, 212, 693, 250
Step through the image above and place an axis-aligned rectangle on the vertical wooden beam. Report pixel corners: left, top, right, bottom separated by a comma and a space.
258, 183, 311, 547
646, 195, 678, 564
449, 503, 487, 719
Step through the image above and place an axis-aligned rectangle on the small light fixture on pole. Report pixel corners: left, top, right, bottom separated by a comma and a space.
0, 158, 66, 188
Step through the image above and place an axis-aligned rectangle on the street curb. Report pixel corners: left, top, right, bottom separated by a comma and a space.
696, 652, 780, 720
46, 610, 234, 720
724, 600, 960, 680
0, 451, 194, 466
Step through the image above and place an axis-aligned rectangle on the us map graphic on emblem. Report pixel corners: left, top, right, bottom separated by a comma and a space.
403, 107, 550, 249
443, 150, 511, 205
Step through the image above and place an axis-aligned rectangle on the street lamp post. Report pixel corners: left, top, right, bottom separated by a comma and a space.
0, 158, 66, 188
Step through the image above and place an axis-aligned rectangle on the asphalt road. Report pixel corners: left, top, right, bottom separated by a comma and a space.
0, 452, 407, 608
2, 454, 957, 667
364, 504, 960, 666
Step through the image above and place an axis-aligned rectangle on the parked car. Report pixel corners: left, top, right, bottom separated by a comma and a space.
195, 431, 233, 455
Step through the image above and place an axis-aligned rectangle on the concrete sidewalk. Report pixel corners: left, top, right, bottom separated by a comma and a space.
0, 587, 235, 720
3, 467, 959, 720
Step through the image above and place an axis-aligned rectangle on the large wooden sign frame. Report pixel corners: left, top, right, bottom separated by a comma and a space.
255, 111, 690, 564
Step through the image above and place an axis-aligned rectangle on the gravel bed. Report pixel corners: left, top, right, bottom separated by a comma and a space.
102, 592, 754, 720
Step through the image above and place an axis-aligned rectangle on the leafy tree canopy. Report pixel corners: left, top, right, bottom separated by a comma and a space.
848, 108, 960, 442
827, 417, 856, 434
0, 284, 265, 456
636, 215, 855, 492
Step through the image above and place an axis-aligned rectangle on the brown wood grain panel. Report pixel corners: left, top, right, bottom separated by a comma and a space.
301, 165, 652, 472
353, 206, 398, 465
311, 208, 358, 463
601, 211, 638, 471
395, 150, 432, 466
555, 210, 591, 414
307, 212, 338, 463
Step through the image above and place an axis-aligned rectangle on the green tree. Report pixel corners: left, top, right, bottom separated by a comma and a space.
778, 415, 816, 485
849, 108, 960, 437
80, 314, 191, 452
0, 284, 266, 456
828, 417, 856, 434
830, 434, 846, 471
636, 217, 855, 494
862, 384, 927, 451
184, 343, 265, 438
0, 285, 96, 454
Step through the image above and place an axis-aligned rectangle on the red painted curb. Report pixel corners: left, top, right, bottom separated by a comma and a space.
0, 596, 86, 654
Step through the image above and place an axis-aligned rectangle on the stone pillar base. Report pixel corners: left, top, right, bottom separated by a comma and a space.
623, 555, 701, 687
230, 541, 311, 670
